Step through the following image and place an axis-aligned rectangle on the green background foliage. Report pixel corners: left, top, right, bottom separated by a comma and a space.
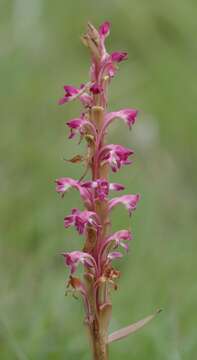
1, 0, 196, 359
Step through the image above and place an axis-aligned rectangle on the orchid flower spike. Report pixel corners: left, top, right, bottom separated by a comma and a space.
55, 21, 159, 360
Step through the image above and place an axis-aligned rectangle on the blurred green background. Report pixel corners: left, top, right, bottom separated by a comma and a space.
1, 0, 197, 359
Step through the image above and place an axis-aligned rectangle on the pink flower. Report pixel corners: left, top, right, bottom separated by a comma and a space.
64, 208, 100, 235
66, 119, 83, 139
99, 144, 134, 172
106, 230, 132, 252
58, 84, 92, 107
55, 177, 81, 195
99, 21, 111, 39
98, 21, 111, 60
100, 230, 132, 259
109, 194, 140, 215
58, 85, 78, 104
62, 251, 96, 274
66, 117, 96, 139
82, 179, 124, 200
55, 177, 92, 207
111, 51, 128, 63
104, 109, 138, 131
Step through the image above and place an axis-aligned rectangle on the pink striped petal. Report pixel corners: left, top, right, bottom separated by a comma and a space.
66, 118, 96, 139
104, 109, 138, 131
109, 194, 140, 215
62, 251, 96, 274
107, 230, 132, 252
99, 144, 134, 172
58, 85, 79, 105
58, 84, 92, 107
55, 177, 92, 207
64, 208, 100, 235
82, 179, 124, 200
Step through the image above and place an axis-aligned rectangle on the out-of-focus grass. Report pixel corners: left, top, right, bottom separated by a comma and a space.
0, 0, 197, 359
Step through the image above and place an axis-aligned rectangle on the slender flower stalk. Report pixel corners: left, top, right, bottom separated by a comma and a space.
56, 21, 161, 360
